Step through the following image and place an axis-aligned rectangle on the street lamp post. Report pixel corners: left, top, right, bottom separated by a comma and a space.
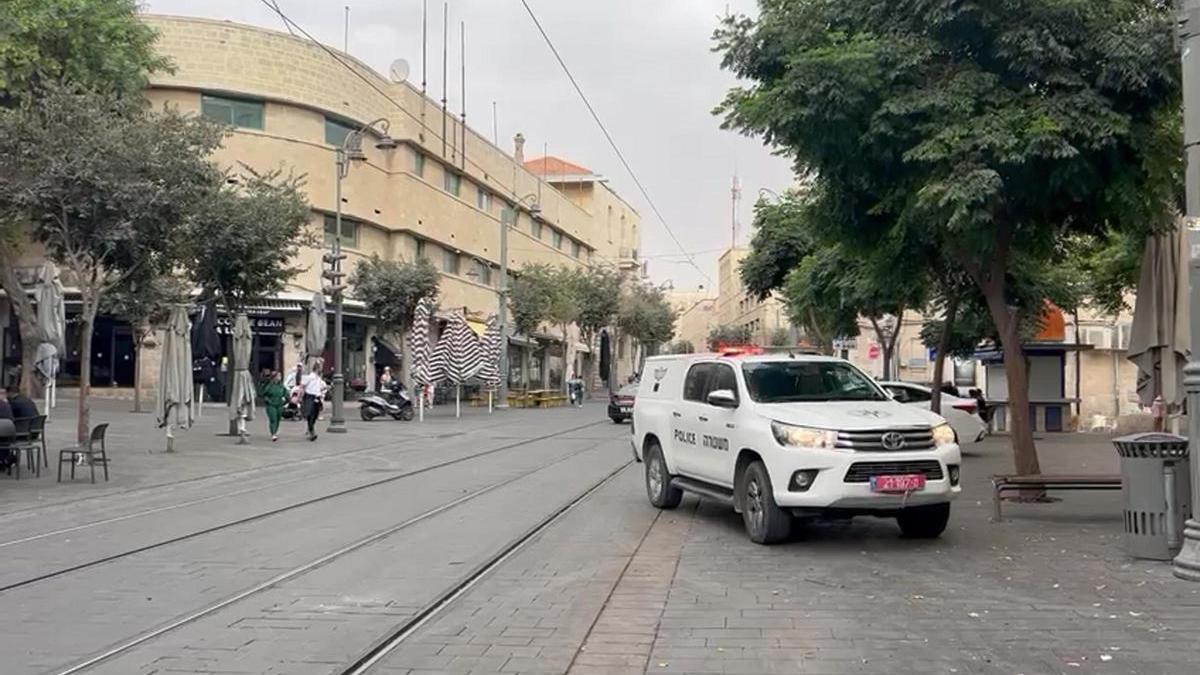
1174, 0, 1200, 581
325, 118, 397, 434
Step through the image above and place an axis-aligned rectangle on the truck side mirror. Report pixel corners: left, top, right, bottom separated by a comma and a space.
707, 389, 738, 408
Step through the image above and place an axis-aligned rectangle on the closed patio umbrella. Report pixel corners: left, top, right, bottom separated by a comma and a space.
228, 313, 256, 442
35, 262, 65, 415
306, 292, 327, 370
477, 316, 502, 412
410, 298, 433, 420
428, 311, 483, 418
190, 301, 221, 416
156, 305, 194, 452
1128, 223, 1190, 410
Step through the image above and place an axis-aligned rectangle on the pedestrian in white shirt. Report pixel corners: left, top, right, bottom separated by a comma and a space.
300, 362, 327, 440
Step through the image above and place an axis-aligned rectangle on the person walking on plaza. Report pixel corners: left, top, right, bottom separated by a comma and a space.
300, 362, 327, 441
261, 371, 288, 442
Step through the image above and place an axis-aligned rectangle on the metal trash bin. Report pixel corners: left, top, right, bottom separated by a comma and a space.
1113, 433, 1192, 560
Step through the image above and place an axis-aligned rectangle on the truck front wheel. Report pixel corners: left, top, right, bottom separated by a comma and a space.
738, 461, 792, 545
644, 443, 682, 509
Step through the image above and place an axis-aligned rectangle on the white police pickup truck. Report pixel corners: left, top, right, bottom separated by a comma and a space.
631, 352, 961, 544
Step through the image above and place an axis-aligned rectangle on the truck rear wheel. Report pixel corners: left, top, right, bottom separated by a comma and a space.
738, 461, 791, 545
896, 503, 951, 538
644, 444, 682, 509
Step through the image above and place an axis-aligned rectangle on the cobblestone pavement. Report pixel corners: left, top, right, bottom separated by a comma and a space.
369, 433, 1200, 675
8, 398, 1200, 675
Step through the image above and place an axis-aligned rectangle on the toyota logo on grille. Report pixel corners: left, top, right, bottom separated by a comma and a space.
881, 432, 906, 450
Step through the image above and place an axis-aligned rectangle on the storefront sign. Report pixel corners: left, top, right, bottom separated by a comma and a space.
216, 315, 285, 336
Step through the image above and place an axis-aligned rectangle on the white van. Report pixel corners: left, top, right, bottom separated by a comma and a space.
632, 352, 961, 544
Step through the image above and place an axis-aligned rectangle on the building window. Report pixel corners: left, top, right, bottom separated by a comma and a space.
413, 151, 426, 177
444, 171, 461, 197
477, 189, 492, 213
571, 240, 581, 258
323, 214, 360, 248
411, 236, 426, 261
471, 259, 492, 286
500, 205, 516, 228
531, 219, 542, 239
552, 229, 563, 250
442, 249, 460, 275
325, 117, 356, 146
201, 94, 264, 130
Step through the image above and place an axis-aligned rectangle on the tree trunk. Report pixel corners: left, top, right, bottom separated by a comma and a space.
581, 329, 594, 400
133, 336, 144, 413
0, 243, 42, 397
77, 294, 99, 445
931, 296, 960, 415
981, 284, 1041, 476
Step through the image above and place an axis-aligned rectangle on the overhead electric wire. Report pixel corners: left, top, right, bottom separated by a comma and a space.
517, 0, 713, 286
255, 0, 636, 277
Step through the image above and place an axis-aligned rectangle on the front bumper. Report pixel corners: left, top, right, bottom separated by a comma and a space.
767, 444, 962, 510
607, 403, 633, 419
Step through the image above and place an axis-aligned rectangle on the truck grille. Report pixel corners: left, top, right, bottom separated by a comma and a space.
843, 460, 944, 483
836, 428, 934, 451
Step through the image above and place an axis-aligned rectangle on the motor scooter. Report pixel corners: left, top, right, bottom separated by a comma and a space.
359, 382, 415, 421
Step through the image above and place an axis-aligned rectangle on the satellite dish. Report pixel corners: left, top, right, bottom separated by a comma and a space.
388, 59, 410, 84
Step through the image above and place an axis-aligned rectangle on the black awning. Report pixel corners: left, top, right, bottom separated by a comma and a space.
372, 336, 402, 365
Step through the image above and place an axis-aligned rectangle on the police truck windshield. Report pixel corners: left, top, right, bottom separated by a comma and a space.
741, 361, 886, 403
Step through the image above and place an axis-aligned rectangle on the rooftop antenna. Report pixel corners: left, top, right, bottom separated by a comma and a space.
492, 101, 498, 145
419, 0, 428, 141
461, 21, 467, 169
441, 1, 448, 159
343, 5, 349, 54
730, 173, 742, 247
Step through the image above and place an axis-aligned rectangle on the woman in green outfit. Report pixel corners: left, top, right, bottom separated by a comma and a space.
261, 371, 288, 441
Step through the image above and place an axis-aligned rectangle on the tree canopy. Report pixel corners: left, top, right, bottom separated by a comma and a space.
618, 283, 676, 355
0, 85, 224, 441
0, 0, 170, 105
716, 0, 1182, 474
186, 166, 314, 312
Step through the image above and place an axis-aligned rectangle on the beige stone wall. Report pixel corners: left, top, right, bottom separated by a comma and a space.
714, 247, 793, 345
141, 13, 638, 301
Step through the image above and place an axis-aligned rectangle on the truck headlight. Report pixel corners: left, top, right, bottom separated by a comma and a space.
771, 421, 838, 449
932, 423, 956, 448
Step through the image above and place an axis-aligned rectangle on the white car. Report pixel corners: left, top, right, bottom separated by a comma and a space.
878, 381, 988, 444
632, 352, 962, 544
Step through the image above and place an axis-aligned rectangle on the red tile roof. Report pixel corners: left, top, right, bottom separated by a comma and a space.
523, 155, 594, 177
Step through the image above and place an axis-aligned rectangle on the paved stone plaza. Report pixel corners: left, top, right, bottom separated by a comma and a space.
3, 398, 1199, 674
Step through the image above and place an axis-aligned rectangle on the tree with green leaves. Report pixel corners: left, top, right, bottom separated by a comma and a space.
569, 266, 622, 391
768, 327, 791, 347
0, 85, 224, 442
0, 0, 172, 397
619, 283, 676, 371
668, 339, 696, 355
707, 324, 752, 350
508, 264, 562, 337
102, 269, 190, 413
0, 0, 170, 106
716, 0, 1180, 475
349, 255, 439, 390
187, 166, 314, 313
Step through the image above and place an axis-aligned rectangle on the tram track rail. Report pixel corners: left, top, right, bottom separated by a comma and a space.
0, 419, 606, 595
48, 438, 630, 675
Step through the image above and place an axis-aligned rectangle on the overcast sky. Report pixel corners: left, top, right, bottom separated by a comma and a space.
143, 0, 795, 290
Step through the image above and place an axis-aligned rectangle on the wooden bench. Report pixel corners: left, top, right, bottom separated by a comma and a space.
991, 474, 1122, 521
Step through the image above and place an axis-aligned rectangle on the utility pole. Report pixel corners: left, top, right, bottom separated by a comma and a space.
325, 149, 349, 434
1174, 0, 1200, 581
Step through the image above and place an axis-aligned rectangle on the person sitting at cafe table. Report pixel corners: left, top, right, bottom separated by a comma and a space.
6, 385, 38, 420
